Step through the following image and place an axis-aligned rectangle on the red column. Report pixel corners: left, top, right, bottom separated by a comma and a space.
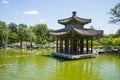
70, 39, 72, 54
80, 37, 84, 54
86, 37, 89, 54
60, 37, 63, 53
65, 38, 69, 53
91, 37, 93, 53
56, 37, 58, 52
77, 39, 80, 54
72, 39, 74, 54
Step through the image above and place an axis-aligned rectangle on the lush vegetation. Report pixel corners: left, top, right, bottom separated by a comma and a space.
0, 21, 55, 48
94, 33, 120, 50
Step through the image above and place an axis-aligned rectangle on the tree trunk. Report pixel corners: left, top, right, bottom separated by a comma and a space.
30, 41, 32, 48
20, 40, 22, 48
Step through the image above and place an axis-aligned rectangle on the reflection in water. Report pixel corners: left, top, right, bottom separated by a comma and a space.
54, 58, 102, 80
0, 50, 120, 80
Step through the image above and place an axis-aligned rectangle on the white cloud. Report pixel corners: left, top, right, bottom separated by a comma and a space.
2, 0, 9, 4
24, 10, 39, 15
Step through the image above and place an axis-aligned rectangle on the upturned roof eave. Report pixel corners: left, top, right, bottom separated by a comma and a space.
49, 28, 103, 36
58, 16, 91, 25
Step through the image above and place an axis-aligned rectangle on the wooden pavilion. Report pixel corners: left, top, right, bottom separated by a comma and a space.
49, 11, 103, 59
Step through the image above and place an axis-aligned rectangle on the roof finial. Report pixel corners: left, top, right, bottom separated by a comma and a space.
72, 11, 76, 16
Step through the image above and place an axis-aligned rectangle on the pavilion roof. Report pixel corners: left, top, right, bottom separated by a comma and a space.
49, 27, 103, 36
58, 11, 91, 25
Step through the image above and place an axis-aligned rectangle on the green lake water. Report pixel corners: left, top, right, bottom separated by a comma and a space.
0, 49, 120, 80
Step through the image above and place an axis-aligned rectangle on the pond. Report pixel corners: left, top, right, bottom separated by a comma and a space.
0, 49, 120, 80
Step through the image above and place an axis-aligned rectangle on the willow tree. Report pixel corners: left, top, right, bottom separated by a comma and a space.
0, 21, 10, 46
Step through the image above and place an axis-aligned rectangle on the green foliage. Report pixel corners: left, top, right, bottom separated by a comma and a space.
109, 3, 120, 24
8, 22, 18, 43
8, 32, 18, 43
47, 29, 56, 42
0, 21, 10, 45
0, 21, 60, 46
114, 29, 120, 37
33, 24, 48, 44
17, 24, 28, 46
8, 22, 17, 33
96, 37, 120, 49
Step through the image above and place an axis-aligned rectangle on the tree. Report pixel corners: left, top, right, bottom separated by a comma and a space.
0, 21, 10, 46
8, 22, 18, 43
47, 29, 56, 42
26, 26, 36, 48
109, 3, 120, 24
18, 24, 27, 28
33, 24, 48, 44
112, 37, 120, 49
17, 24, 28, 47
98, 37, 113, 53
8, 32, 18, 43
8, 22, 17, 33
115, 29, 120, 37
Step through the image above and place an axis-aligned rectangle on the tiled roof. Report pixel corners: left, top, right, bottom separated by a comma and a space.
49, 27, 103, 36
58, 12, 91, 25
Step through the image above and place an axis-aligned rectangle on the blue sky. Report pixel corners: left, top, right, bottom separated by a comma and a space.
0, 0, 120, 34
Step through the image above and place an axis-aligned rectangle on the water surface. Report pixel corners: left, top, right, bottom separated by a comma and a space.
0, 49, 120, 80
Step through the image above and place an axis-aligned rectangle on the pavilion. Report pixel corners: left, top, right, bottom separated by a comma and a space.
49, 11, 103, 59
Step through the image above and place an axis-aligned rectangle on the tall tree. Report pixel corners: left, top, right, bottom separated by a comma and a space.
8, 22, 18, 43
26, 26, 36, 48
0, 21, 10, 46
109, 3, 120, 24
33, 24, 48, 44
8, 22, 17, 32
112, 29, 120, 37
17, 24, 28, 47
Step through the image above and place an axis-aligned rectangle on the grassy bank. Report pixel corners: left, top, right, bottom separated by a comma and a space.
0, 48, 55, 57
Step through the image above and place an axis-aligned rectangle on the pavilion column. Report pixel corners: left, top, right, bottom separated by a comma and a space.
86, 37, 89, 54
74, 39, 77, 54
91, 37, 93, 53
60, 37, 63, 53
79, 38, 81, 54
56, 37, 58, 52
65, 38, 69, 53
78, 38, 80, 54
76, 39, 79, 54
70, 38, 73, 54
72, 39, 75, 54
68, 38, 70, 53
80, 37, 84, 54
62, 39, 64, 53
